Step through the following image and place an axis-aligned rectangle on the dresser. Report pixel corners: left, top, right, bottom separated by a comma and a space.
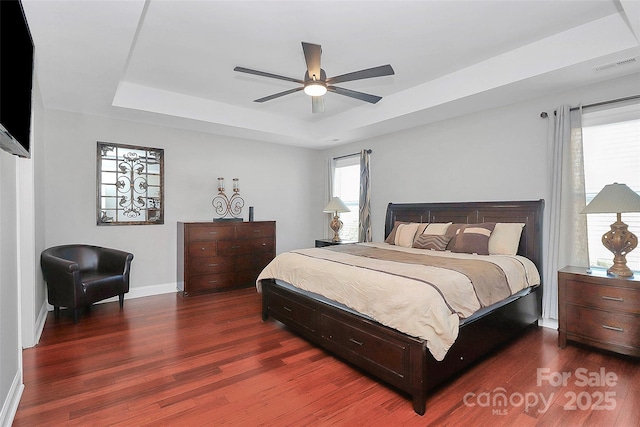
177, 221, 276, 296
558, 266, 640, 357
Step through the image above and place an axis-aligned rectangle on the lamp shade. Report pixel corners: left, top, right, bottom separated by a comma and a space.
581, 183, 640, 214
323, 197, 350, 214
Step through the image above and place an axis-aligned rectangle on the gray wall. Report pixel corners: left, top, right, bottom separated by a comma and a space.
320, 73, 640, 242
0, 149, 22, 426
41, 111, 324, 296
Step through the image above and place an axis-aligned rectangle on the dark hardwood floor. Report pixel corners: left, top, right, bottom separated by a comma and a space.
14, 288, 639, 426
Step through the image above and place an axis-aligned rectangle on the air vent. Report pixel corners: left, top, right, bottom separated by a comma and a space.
593, 57, 638, 72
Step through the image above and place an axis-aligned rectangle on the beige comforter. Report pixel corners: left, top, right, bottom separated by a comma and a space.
256, 242, 540, 361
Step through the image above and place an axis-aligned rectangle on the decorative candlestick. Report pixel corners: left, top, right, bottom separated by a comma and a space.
212, 177, 244, 219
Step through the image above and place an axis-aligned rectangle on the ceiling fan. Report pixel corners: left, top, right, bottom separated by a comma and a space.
234, 42, 395, 113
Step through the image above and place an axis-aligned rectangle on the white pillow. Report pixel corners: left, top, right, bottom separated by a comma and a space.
488, 223, 525, 255
395, 223, 420, 247
423, 222, 452, 236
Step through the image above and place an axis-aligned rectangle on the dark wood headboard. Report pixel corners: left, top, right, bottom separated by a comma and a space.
384, 200, 544, 273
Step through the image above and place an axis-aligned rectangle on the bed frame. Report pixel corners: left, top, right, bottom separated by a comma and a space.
260, 200, 544, 415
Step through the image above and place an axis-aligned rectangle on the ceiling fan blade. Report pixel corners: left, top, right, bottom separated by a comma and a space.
311, 96, 325, 114
254, 87, 303, 103
326, 64, 395, 85
327, 86, 382, 104
234, 66, 303, 84
302, 42, 322, 80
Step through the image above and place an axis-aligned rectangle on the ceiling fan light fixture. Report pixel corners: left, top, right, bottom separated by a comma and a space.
304, 81, 327, 97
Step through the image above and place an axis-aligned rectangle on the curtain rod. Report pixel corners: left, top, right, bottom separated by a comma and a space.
333, 149, 372, 160
540, 94, 640, 118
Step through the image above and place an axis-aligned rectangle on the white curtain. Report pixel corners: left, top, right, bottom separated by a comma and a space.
359, 149, 372, 242
543, 105, 589, 320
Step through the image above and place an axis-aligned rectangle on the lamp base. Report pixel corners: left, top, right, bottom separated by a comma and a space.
602, 215, 637, 278
330, 214, 343, 242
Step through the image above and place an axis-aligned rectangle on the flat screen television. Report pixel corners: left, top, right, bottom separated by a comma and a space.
0, 0, 34, 158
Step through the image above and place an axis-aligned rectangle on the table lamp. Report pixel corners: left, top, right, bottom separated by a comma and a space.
581, 183, 640, 277
323, 197, 350, 242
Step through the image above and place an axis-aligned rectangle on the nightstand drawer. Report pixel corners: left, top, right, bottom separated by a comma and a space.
566, 304, 640, 349
565, 279, 640, 314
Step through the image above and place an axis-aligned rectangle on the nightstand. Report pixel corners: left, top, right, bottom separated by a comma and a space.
558, 266, 640, 357
315, 239, 357, 248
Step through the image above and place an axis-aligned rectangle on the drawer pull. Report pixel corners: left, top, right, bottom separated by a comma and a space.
201, 247, 206, 251
283, 306, 292, 312
232, 245, 241, 249
208, 263, 218, 267
209, 280, 218, 284
208, 231, 218, 235
262, 243, 266, 246
601, 296, 623, 302
601, 324, 624, 333
349, 338, 364, 346
253, 230, 262, 233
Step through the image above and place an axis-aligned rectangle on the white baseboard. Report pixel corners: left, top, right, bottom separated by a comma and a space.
45, 282, 178, 311
0, 370, 24, 427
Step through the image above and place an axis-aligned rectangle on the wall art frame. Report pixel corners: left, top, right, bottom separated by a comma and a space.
96, 141, 164, 226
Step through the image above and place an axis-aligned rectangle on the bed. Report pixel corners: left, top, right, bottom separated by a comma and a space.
257, 200, 544, 415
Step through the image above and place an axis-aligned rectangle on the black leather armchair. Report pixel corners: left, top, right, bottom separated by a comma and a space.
41, 244, 134, 323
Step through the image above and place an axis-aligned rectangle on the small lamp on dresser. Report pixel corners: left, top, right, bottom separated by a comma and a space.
581, 183, 640, 277
323, 197, 350, 242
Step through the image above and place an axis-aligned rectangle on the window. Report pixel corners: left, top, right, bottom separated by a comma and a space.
97, 141, 164, 225
582, 102, 640, 271
333, 155, 359, 241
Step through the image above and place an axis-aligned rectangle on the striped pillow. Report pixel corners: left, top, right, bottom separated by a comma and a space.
451, 223, 496, 255
413, 234, 452, 251
394, 223, 421, 247
385, 222, 428, 245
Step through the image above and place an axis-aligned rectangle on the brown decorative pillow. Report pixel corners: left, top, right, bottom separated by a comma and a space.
385, 221, 407, 244
413, 234, 452, 251
445, 223, 465, 250
451, 223, 497, 255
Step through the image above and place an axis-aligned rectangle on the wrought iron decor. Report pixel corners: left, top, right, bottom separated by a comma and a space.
97, 141, 164, 225
212, 177, 244, 219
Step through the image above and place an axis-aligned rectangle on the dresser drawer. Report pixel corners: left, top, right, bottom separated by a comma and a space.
268, 289, 317, 334
188, 225, 235, 241
236, 268, 263, 288
188, 256, 235, 275
236, 253, 274, 271
187, 241, 217, 258
218, 237, 275, 255
565, 280, 640, 314
566, 304, 640, 349
320, 313, 409, 379
236, 222, 275, 239
186, 272, 237, 292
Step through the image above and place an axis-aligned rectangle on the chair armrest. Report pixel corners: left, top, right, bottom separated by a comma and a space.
40, 252, 83, 304
96, 247, 134, 276
41, 251, 80, 277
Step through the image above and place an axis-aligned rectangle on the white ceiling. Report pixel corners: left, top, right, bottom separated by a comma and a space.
22, 0, 640, 149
